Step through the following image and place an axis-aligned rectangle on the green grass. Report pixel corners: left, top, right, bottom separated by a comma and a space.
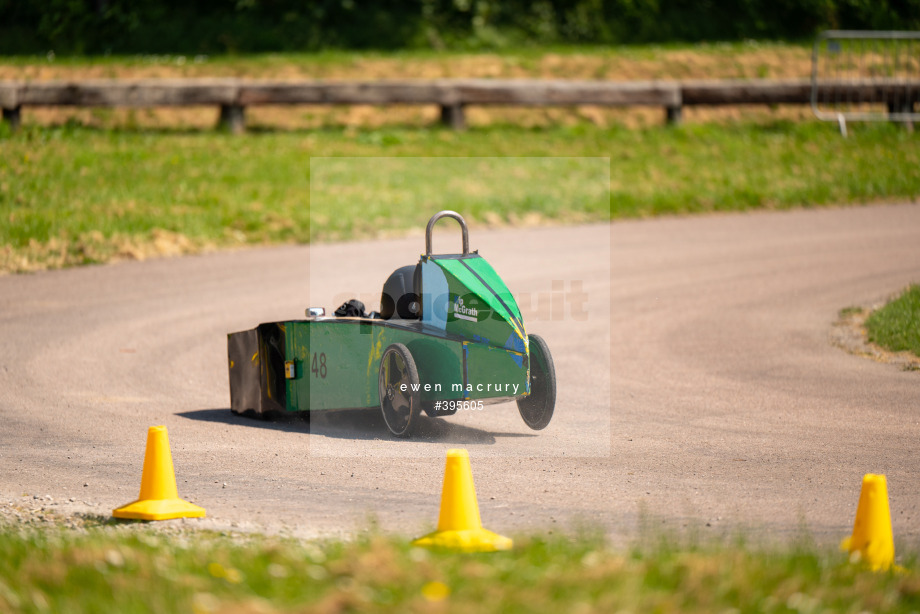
866, 285, 920, 357
1, 119, 918, 272
0, 524, 917, 613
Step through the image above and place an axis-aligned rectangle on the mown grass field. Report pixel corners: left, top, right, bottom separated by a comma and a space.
1, 523, 918, 614
2, 120, 918, 273
867, 285, 920, 358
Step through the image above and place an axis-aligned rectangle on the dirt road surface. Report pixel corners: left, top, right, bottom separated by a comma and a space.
1, 203, 918, 544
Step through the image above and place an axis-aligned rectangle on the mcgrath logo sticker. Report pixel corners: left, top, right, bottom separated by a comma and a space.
452, 296, 479, 322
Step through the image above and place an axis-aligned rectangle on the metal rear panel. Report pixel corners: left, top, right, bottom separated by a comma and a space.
227, 324, 287, 415
228, 329, 260, 415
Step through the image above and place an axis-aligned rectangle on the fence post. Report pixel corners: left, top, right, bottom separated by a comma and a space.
666, 104, 682, 126
2, 106, 21, 131
218, 104, 246, 134
440, 103, 466, 130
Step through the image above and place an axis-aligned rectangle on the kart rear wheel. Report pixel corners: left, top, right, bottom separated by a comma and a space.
378, 343, 422, 438
517, 334, 556, 430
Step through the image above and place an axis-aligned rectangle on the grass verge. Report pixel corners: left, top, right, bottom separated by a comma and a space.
866, 285, 920, 358
1, 120, 917, 274
1, 524, 918, 613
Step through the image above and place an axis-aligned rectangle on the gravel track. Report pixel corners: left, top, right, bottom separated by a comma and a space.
1, 203, 918, 544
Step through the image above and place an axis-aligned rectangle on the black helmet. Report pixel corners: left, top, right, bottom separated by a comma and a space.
379, 264, 421, 320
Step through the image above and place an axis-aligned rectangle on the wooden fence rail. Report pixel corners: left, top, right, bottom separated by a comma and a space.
1, 78, 917, 132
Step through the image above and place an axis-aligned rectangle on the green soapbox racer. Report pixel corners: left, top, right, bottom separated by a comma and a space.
228, 210, 556, 438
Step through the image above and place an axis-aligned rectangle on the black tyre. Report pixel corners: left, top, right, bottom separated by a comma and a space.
423, 401, 458, 418
378, 343, 422, 438
517, 334, 556, 430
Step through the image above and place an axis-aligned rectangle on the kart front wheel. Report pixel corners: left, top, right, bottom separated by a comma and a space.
517, 334, 556, 430
378, 343, 422, 438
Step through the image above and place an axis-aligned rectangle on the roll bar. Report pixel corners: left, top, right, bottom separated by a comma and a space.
425, 210, 470, 256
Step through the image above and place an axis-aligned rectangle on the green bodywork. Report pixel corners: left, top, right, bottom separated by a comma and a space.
229, 253, 531, 414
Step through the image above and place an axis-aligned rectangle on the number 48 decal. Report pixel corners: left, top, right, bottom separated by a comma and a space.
311, 352, 327, 378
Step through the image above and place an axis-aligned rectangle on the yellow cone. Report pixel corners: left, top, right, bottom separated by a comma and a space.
113, 426, 206, 521
840, 474, 894, 571
412, 449, 512, 552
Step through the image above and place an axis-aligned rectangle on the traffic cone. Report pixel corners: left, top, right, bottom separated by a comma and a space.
113, 426, 206, 521
841, 474, 894, 571
412, 449, 512, 552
